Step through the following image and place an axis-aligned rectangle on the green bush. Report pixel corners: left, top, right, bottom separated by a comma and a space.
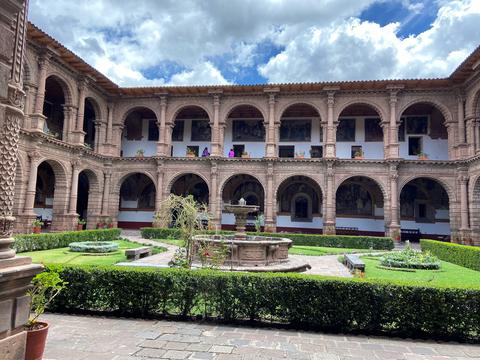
14, 228, 121, 253
46, 265, 480, 341
380, 244, 440, 270
140, 227, 394, 250
69, 241, 119, 253
421, 240, 480, 271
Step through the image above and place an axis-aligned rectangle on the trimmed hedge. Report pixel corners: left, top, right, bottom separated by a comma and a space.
140, 227, 394, 250
47, 265, 480, 341
421, 239, 480, 272
14, 228, 121, 253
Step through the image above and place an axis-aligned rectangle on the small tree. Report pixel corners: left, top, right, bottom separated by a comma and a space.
154, 194, 209, 268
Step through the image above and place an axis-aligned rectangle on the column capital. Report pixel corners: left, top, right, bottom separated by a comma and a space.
37, 52, 51, 68
159, 96, 168, 107
457, 174, 469, 185
211, 161, 218, 175
267, 162, 274, 176
326, 162, 335, 178
28, 150, 42, 162
77, 77, 88, 92
71, 158, 82, 168
213, 94, 221, 106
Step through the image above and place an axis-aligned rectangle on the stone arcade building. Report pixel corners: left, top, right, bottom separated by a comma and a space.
11, 22, 480, 245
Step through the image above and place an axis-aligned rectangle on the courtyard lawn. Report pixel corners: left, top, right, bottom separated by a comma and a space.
361, 255, 480, 288
22, 240, 166, 266
288, 246, 380, 256
154, 238, 183, 246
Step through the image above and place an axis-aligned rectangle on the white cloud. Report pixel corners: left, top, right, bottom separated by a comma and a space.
168, 62, 231, 86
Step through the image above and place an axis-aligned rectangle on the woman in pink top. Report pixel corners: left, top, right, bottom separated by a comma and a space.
228, 148, 235, 158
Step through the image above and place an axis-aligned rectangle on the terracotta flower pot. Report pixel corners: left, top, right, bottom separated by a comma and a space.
25, 322, 49, 360
77, 224, 84, 231
32, 226, 41, 234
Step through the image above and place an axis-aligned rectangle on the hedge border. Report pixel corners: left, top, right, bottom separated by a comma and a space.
420, 239, 480, 272
13, 228, 121, 253
140, 227, 394, 250
46, 264, 480, 342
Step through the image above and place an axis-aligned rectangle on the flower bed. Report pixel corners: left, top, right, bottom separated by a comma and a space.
380, 245, 440, 270
69, 241, 119, 253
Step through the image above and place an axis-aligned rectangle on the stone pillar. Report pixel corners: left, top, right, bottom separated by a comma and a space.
264, 89, 278, 158
324, 88, 338, 158
106, 103, 113, 144
211, 94, 221, 156
324, 161, 336, 234
23, 151, 40, 215
446, 123, 455, 160
389, 164, 400, 241
155, 160, 164, 213
387, 87, 400, 159
264, 162, 276, 232
218, 122, 226, 157
101, 169, 111, 215
93, 120, 103, 152
71, 80, 87, 145
458, 173, 470, 243
29, 53, 49, 132
0, 1, 44, 357
157, 96, 167, 156
209, 161, 220, 228
465, 116, 476, 156
112, 124, 124, 156
164, 123, 173, 157
68, 160, 80, 215
62, 105, 75, 142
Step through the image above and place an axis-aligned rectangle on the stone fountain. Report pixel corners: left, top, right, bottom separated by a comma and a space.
193, 198, 310, 272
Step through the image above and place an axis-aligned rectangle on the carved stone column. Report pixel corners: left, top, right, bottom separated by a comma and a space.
458, 172, 470, 243
210, 93, 221, 156
29, 53, 49, 132
209, 161, 220, 228
71, 79, 87, 145
93, 120, 103, 152
164, 122, 173, 157
465, 116, 476, 156
324, 161, 336, 234
324, 88, 338, 159
68, 160, 81, 215
155, 160, 164, 214
388, 164, 400, 241
387, 87, 401, 159
22, 150, 40, 215
101, 168, 111, 216
264, 162, 276, 232
264, 89, 278, 158
456, 93, 467, 159
157, 96, 167, 156
62, 105, 75, 142
112, 124, 124, 156
0, 1, 44, 357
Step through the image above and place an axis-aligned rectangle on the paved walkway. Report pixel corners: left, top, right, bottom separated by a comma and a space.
42, 313, 480, 360
120, 230, 352, 277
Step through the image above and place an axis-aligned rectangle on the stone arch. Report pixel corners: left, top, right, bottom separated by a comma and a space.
84, 90, 107, 120
275, 175, 324, 200
397, 98, 453, 125
276, 101, 324, 124
221, 173, 265, 211
222, 101, 268, 123
168, 103, 213, 125
166, 171, 210, 195
335, 174, 387, 200
335, 99, 387, 123
113, 171, 157, 195
169, 173, 210, 205
220, 172, 264, 195
120, 104, 160, 125
76, 168, 101, 224
44, 72, 74, 105
120, 106, 159, 157
399, 175, 455, 204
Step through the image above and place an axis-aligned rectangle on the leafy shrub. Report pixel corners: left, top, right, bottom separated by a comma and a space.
380, 244, 440, 270
46, 265, 480, 341
14, 228, 121, 253
140, 227, 394, 250
69, 241, 119, 253
421, 240, 480, 271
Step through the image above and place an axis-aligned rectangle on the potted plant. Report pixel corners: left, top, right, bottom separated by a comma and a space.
295, 151, 305, 159
96, 220, 106, 229
354, 150, 364, 159
84, 143, 92, 150
241, 151, 250, 159
25, 271, 68, 360
32, 219, 43, 234
186, 148, 196, 158
418, 152, 428, 160
77, 218, 86, 231
136, 149, 145, 158
105, 217, 113, 228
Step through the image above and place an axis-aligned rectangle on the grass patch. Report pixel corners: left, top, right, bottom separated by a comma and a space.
153, 238, 183, 246
361, 255, 480, 288
23, 240, 166, 266
289, 246, 379, 256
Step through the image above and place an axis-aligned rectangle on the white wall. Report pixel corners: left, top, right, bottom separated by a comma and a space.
278, 117, 322, 158
221, 212, 258, 225
34, 207, 52, 220
399, 137, 448, 160
224, 119, 265, 158
277, 215, 323, 229
121, 118, 157, 157
336, 117, 384, 159
118, 210, 154, 222
400, 220, 450, 235
336, 217, 386, 232
172, 118, 211, 157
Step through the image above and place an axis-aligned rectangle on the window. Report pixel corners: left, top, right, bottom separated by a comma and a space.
398, 119, 405, 142
310, 146, 323, 158
148, 120, 159, 141
293, 195, 310, 221
172, 120, 184, 141
191, 120, 211, 141
351, 145, 362, 159
408, 136, 422, 155
233, 144, 244, 157
280, 120, 311, 141
364, 118, 383, 141
336, 118, 355, 141
418, 203, 427, 219
232, 120, 265, 141
406, 116, 428, 134
186, 145, 199, 156
279, 145, 295, 158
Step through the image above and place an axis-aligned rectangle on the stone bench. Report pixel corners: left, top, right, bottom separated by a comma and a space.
125, 247, 152, 260
336, 226, 359, 235
343, 254, 365, 273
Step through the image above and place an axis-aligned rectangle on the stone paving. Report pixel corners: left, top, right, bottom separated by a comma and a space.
42, 313, 480, 360
120, 230, 352, 277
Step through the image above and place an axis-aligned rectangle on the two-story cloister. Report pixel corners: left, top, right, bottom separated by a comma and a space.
13, 23, 480, 245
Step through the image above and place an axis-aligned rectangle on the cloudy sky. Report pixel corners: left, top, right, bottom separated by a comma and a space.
28, 0, 480, 87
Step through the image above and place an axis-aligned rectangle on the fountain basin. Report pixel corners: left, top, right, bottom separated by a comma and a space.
193, 234, 292, 267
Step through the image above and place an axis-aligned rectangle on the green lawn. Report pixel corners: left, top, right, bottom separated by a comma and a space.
361, 255, 480, 288
154, 238, 183, 246
22, 240, 166, 266
289, 246, 380, 256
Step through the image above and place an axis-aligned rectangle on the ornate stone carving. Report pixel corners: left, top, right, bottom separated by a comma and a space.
8, 85, 25, 109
